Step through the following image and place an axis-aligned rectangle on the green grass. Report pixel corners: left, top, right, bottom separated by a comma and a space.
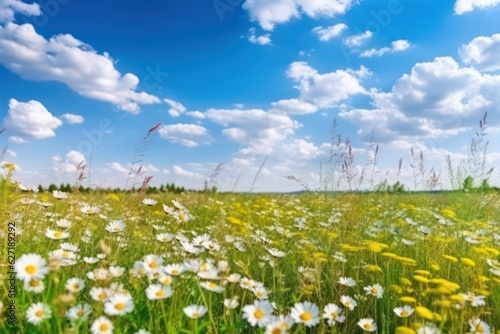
1, 179, 500, 333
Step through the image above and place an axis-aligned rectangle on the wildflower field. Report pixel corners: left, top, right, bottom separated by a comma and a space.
1, 168, 500, 334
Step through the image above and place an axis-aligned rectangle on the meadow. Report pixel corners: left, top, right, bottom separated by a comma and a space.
1, 162, 500, 333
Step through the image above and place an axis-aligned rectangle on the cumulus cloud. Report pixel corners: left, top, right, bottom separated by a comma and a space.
3, 99, 62, 138
282, 139, 322, 159
158, 123, 214, 147
172, 165, 205, 180
459, 34, 500, 72
269, 98, 318, 115
454, 0, 500, 14
360, 40, 411, 58
242, 0, 355, 31
247, 27, 272, 45
286, 62, 369, 108
344, 30, 373, 48
206, 108, 300, 155
60, 113, 84, 124
186, 111, 206, 119
0, 22, 160, 113
312, 23, 347, 41
164, 98, 187, 117
339, 57, 500, 142
52, 150, 86, 174
107, 162, 159, 175
0, 0, 41, 23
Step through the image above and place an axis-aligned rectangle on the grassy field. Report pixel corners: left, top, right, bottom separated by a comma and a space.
1, 168, 500, 333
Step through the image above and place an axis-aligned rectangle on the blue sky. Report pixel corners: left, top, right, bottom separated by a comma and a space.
1, 0, 500, 192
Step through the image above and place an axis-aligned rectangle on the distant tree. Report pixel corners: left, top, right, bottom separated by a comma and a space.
48, 184, 58, 192
37, 184, 44, 193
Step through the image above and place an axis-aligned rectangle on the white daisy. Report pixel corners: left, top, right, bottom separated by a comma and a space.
66, 277, 85, 293
26, 302, 52, 325
66, 303, 92, 321
15, 253, 49, 282
340, 295, 357, 311
322, 303, 345, 326
183, 304, 208, 319
290, 301, 320, 327
363, 283, 384, 298
23, 278, 45, 294
358, 318, 377, 332
338, 277, 356, 287
242, 300, 273, 327
394, 305, 414, 317
104, 293, 134, 316
146, 284, 173, 300
90, 316, 113, 334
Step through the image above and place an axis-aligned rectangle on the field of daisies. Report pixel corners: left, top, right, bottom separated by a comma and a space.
1, 175, 500, 333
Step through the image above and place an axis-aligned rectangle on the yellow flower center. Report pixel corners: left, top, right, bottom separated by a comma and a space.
477, 324, 484, 332
401, 311, 408, 317
35, 310, 44, 317
192, 312, 199, 318
364, 323, 372, 330
256, 291, 263, 297
371, 288, 378, 294
300, 312, 312, 321
172, 269, 179, 275
156, 290, 164, 297
115, 303, 125, 311
209, 282, 218, 289
150, 261, 158, 269
331, 312, 338, 318
54, 231, 62, 238
100, 323, 109, 331
254, 309, 264, 319
77, 310, 85, 317
30, 280, 40, 287
26, 265, 37, 275
272, 329, 281, 334
73, 284, 80, 290
98, 292, 107, 300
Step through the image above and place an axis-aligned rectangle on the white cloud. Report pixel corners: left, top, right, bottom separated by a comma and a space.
186, 111, 206, 119
4, 149, 16, 157
60, 113, 84, 124
312, 23, 347, 41
164, 98, 187, 117
286, 62, 369, 108
8, 135, 27, 143
107, 162, 129, 174
459, 34, 500, 72
0, 0, 40, 23
52, 150, 86, 174
222, 127, 247, 141
0, 22, 160, 113
247, 27, 272, 45
3, 98, 62, 138
242, 0, 355, 31
172, 165, 205, 180
283, 139, 322, 159
206, 108, 300, 155
106, 162, 160, 175
344, 30, 373, 48
454, 0, 500, 14
269, 98, 318, 115
158, 123, 214, 147
360, 39, 411, 58
107, 162, 159, 175
339, 57, 500, 142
